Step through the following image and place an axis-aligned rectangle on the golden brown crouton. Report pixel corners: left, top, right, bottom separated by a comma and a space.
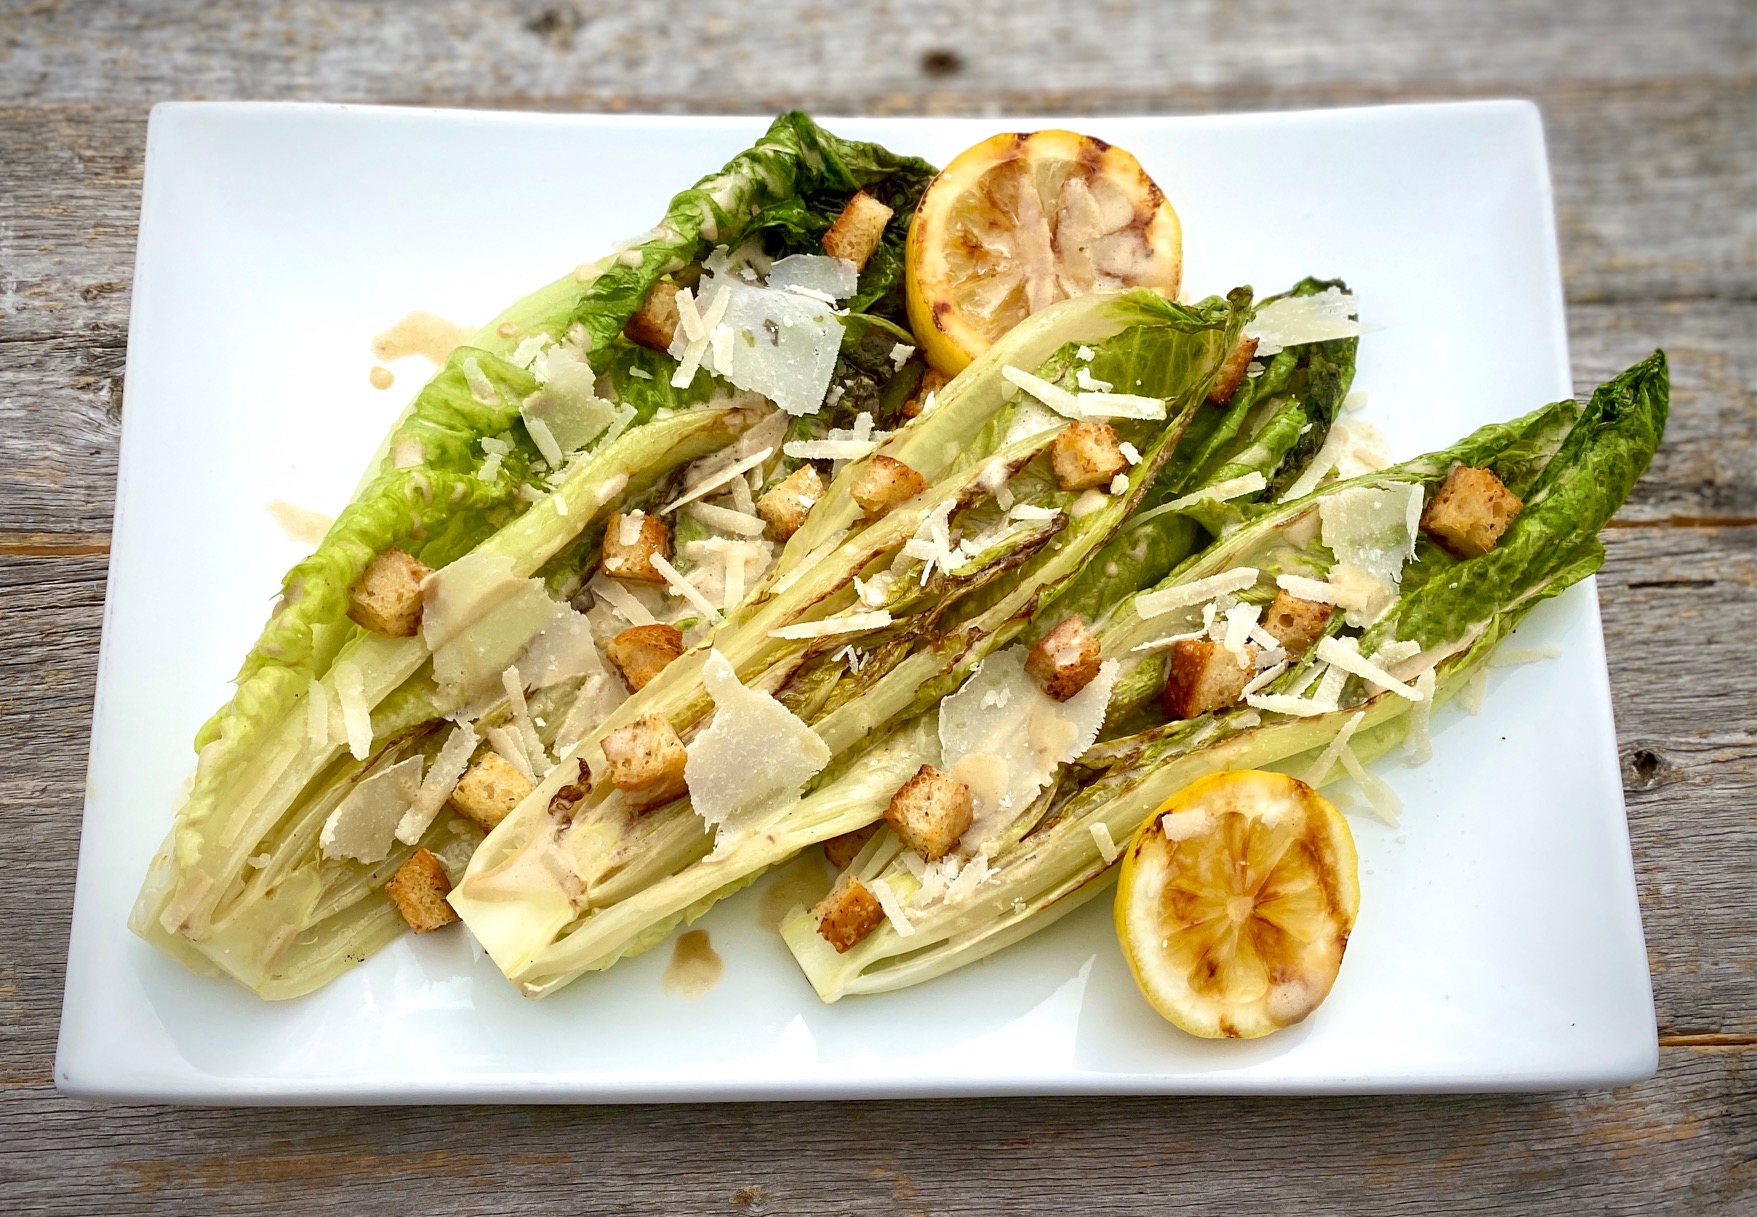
902, 368, 950, 420
1050, 420, 1129, 492
1259, 590, 1335, 657
602, 714, 689, 811
821, 190, 894, 270
885, 764, 973, 862
1207, 336, 1260, 406
1026, 616, 1103, 701
606, 623, 684, 692
1420, 465, 1524, 558
755, 464, 825, 540
815, 873, 886, 953
1161, 638, 1258, 720
347, 548, 432, 638
600, 511, 671, 583
823, 823, 880, 870
851, 455, 927, 520
624, 279, 681, 352
385, 848, 458, 933
449, 752, 532, 832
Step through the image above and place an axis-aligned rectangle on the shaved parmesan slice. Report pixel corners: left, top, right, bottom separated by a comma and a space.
1276, 572, 1371, 611
397, 722, 479, 844
519, 606, 604, 689
321, 755, 423, 863
1245, 287, 1360, 357
1319, 483, 1422, 589
672, 277, 844, 416
1302, 710, 1366, 787
423, 554, 572, 704
556, 674, 626, 755
1242, 661, 1288, 697
1162, 471, 1267, 514
1339, 745, 1401, 825
1090, 821, 1120, 864
1076, 392, 1167, 421
1405, 668, 1438, 765
1161, 807, 1215, 840
1491, 644, 1563, 667
1009, 503, 1060, 521
944, 855, 994, 905
1109, 473, 1131, 495
685, 500, 766, 537
1460, 666, 1490, 715
869, 878, 916, 937
661, 447, 775, 514
1071, 489, 1109, 517
766, 254, 857, 301
1075, 367, 1113, 392
1135, 568, 1260, 619
650, 553, 724, 624
590, 575, 657, 626
306, 678, 330, 747
1372, 639, 1423, 666
461, 356, 498, 404
685, 650, 832, 838
502, 666, 550, 774
1222, 603, 1261, 654
1313, 661, 1349, 710
333, 660, 372, 761
1002, 365, 1083, 417
939, 647, 1119, 851
769, 610, 892, 640
783, 438, 880, 461
521, 355, 616, 458
483, 724, 537, 785
1316, 636, 1425, 700
1244, 693, 1333, 718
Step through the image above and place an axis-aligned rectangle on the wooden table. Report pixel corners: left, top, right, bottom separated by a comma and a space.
2, 1, 1751, 1210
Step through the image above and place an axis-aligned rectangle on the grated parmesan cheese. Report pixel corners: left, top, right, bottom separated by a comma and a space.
483, 724, 537, 786
502, 666, 550, 775
1075, 367, 1113, 392
1339, 745, 1401, 825
1491, 644, 1563, 668
1241, 661, 1287, 696
1118, 441, 1141, 465
1009, 503, 1059, 521
1109, 473, 1131, 495
1222, 603, 1261, 655
1162, 471, 1268, 514
590, 576, 657, 626
1071, 489, 1110, 517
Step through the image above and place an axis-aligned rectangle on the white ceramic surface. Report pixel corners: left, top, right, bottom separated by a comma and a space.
56, 101, 1657, 1103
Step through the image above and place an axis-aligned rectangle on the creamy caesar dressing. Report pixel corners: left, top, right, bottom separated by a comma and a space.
661, 929, 724, 998
372, 310, 472, 365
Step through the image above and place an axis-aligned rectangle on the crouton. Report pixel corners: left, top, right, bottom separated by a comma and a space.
1207, 336, 1260, 406
624, 279, 681, 352
602, 714, 689, 811
815, 873, 886, 953
606, 622, 684, 692
1260, 590, 1335, 657
385, 848, 458, 933
755, 464, 825, 540
599, 511, 671, 583
885, 764, 973, 862
821, 190, 894, 270
449, 751, 532, 832
851, 455, 927, 520
823, 823, 879, 870
1420, 465, 1523, 558
1050, 420, 1129, 492
1161, 638, 1258, 720
347, 548, 431, 638
902, 368, 950, 420
1026, 616, 1103, 701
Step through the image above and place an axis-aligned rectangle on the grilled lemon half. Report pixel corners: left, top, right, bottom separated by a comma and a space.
1114, 770, 1360, 1039
905, 129, 1182, 374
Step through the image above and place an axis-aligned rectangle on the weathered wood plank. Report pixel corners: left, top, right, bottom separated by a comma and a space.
0, 1046, 1750, 1214
3, 0, 1752, 103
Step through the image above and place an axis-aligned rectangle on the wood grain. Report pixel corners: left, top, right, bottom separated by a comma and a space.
0, 0, 1753, 1210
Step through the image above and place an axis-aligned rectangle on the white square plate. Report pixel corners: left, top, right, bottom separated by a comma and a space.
58, 101, 1657, 1102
